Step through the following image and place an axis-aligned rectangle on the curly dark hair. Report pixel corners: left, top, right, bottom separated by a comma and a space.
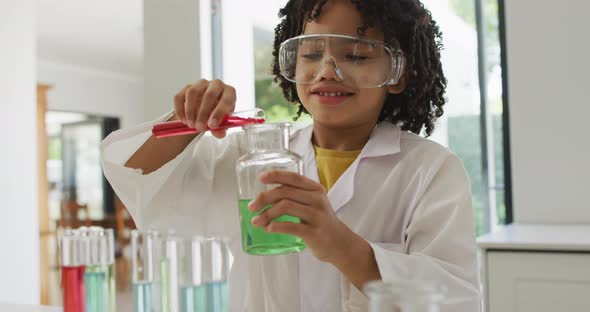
270, 0, 446, 136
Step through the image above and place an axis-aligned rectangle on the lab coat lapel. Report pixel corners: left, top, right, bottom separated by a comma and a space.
290, 125, 319, 183
327, 122, 402, 213
291, 123, 401, 213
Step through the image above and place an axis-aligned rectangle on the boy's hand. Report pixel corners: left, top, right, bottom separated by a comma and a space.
248, 170, 362, 264
173, 79, 236, 139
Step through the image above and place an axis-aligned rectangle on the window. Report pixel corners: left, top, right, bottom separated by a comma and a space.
422, 0, 510, 235
203, 0, 511, 235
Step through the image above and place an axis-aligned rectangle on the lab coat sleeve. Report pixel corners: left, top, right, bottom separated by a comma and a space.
344, 153, 481, 312
100, 112, 241, 233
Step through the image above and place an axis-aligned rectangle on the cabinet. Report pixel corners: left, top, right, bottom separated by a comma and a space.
478, 224, 590, 312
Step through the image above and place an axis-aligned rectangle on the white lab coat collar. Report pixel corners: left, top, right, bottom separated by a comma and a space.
290, 122, 401, 212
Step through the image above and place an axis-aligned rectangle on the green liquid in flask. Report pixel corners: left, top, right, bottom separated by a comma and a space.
239, 199, 306, 255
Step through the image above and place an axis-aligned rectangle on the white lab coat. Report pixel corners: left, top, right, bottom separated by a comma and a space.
101, 113, 481, 312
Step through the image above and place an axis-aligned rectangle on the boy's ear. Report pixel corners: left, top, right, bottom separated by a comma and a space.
387, 76, 407, 95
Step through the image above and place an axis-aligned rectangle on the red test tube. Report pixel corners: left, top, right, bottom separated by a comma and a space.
60, 230, 86, 312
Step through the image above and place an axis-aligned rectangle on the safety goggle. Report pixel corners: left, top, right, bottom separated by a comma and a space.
278, 34, 406, 88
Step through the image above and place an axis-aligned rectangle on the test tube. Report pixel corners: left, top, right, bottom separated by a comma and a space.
104, 229, 116, 312
81, 227, 109, 312
151, 108, 266, 138
160, 231, 175, 312
88, 227, 116, 312
132, 230, 164, 312
165, 236, 179, 312
60, 230, 86, 312
166, 236, 230, 312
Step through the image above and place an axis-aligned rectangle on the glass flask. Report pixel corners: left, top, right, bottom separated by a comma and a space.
364, 280, 446, 312
235, 122, 305, 255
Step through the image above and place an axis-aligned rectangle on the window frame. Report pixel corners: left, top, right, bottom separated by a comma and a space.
475, 0, 513, 232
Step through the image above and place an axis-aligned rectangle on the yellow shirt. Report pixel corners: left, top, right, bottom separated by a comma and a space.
313, 145, 362, 191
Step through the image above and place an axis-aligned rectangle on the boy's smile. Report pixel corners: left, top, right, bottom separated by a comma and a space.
310, 83, 356, 106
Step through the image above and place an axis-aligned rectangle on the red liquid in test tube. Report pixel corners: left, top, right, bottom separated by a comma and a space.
60, 231, 86, 312
152, 108, 266, 138
62, 266, 86, 312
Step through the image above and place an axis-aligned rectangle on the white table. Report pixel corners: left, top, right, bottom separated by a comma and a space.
477, 223, 590, 312
0, 303, 60, 312
478, 223, 590, 251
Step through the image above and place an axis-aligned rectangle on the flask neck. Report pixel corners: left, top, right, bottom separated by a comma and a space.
244, 123, 291, 153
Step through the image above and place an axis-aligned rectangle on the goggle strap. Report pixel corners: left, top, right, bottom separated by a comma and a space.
387, 52, 407, 85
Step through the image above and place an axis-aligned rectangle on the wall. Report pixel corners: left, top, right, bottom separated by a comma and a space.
505, 0, 590, 223
143, 0, 202, 120
222, 0, 256, 112
37, 61, 144, 128
0, 0, 40, 304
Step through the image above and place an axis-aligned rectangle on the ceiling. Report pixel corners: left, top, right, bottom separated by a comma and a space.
37, 0, 143, 76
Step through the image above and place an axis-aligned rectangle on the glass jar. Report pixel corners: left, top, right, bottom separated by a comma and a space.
235, 122, 306, 255
364, 280, 446, 312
